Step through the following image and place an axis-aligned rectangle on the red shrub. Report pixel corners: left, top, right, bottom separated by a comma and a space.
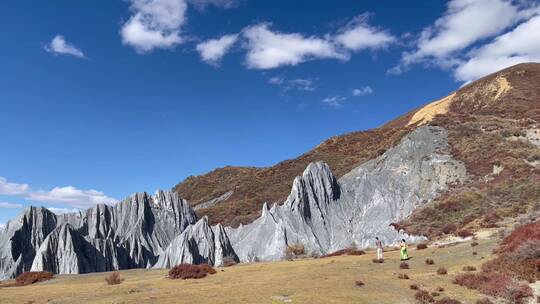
417, 243, 428, 250
425, 258, 435, 265
323, 248, 365, 258
415, 290, 434, 304
456, 229, 474, 238
400, 262, 409, 269
410, 283, 419, 290
398, 273, 409, 280
355, 280, 364, 287
441, 224, 457, 235
168, 264, 217, 280
437, 267, 448, 275
372, 258, 384, 263
462, 266, 477, 272
481, 211, 501, 228
14, 272, 54, 286
453, 272, 532, 304
435, 298, 461, 304
105, 272, 124, 285
436, 287, 444, 292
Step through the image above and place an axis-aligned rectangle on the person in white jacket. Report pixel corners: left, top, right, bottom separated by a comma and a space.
375, 237, 383, 260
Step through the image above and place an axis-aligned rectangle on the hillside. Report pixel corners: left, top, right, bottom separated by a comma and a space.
174, 63, 540, 228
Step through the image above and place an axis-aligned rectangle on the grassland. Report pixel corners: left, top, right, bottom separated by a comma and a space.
0, 237, 498, 304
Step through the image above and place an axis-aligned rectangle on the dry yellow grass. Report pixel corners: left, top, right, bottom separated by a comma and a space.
0, 238, 497, 304
407, 93, 455, 126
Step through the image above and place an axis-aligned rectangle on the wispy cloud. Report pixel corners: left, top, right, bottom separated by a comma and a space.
121, 0, 187, 53
188, 0, 239, 10
44, 35, 85, 58
47, 207, 81, 215
196, 34, 238, 65
391, 0, 540, 82
0, 202, 23, 209
268, 76, 316, 91
352, 86, 373, 96
0, 176, 117, 209
321, 95, 347, 108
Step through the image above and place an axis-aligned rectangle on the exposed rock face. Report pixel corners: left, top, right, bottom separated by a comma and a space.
153, 217, 238, 269
0, 191, 200, 279
0, 126, 466, 278
227, 126, 467, 262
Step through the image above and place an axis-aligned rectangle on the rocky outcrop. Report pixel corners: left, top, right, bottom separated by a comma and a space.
227, 126, 467, 262
153, 217, 238, 269
0, 126, 467, 278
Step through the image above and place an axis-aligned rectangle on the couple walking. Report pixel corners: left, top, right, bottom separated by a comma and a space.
374, 237, 409, 261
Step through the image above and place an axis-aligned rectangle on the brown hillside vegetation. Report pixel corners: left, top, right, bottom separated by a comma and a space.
174, 63, 540, 228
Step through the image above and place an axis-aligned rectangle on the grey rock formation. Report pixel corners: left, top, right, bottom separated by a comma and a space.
227, 126, 467, 262
0, 126, 467, 278
153, 216, 238, 269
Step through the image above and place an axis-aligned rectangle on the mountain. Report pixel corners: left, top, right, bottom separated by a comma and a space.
175, 63, 540, 229
0, 63, 538, 279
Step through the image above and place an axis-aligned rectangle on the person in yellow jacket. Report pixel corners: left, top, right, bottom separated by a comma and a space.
400, 239, 409, 260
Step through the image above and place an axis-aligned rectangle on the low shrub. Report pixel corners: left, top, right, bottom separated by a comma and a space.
14, 271, 54, 286
472, 251, 478, 255
453, 272, 532, 304
425, 258, 435, 265
355, 280, 364, 287
400, 262, 410, 269
105, 272, 124, 285
168, 264, 217, 280
470, 241, 479, 247
434, 298, 461, 304
431, 292, 440, 297
437, 267, 448, 275
475, 298, 493, 304
417, 243, 428, 250
372, 258, 384, 263
482, 211, 501, 228
436, 287, 444, 292
285, 244, 305, 259
322, 248, 365, 258
462, 266, 477, 272
441, 224, 457, 235
456, 229, 474, 238
398, 273, 409, 280
410, 283, 419, 290
222, 256, 238, 267
415, 290, 434, 304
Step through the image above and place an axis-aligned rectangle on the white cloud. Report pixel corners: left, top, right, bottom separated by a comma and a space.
334, 14, 395, 52
0, 223, 4, 230
243, 23, 348, 69
454, 15, 540, 82
27, 186, 117, 209
0, 177, 29, 196
0, 176, 117, 209
352, 86, 373, 96
268, 77, 316, 91
268, 76, 285, 85
47, 207, 81, 215
321, 95, 347, 108
121, 0, 187, 53
402, 0, 518, 66
0, 202, 23, 209
44, 35, 85, 58
196, 34, 238, 65
188, 0, 238, 10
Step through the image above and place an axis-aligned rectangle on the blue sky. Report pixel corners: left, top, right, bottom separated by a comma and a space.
1, 0, 539, 225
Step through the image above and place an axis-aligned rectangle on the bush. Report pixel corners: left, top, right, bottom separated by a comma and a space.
434, 298, 461, 304
425, 258, 435, 265
456, 229, 474, 238
222, 256, 238, 267
355, 280, 364, 287
168, 264, 217, 280
14, 271, 54, 286
475, 298, 493, 304
472, 251, 478, 256
437, 267, 447, 275
441, 224, 457, 235
431, 292, 440, 297
453, 272, 533, 304
400, 262, 410, 269
322, 248, 365, 258
105, 272, 124, 285
482, 211, 501, 228
417, 243, 428, 250
372, 258, 384, 263
398, 273, 409, 280
284, 244, 305, 260
470, 241, 479, 247
415, 290, 434, 304
436, 287, 444, 292
462, 266, 477, 272
410, 283, 419, 290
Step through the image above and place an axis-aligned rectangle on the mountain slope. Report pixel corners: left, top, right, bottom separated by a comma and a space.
174, 63, 540, 228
